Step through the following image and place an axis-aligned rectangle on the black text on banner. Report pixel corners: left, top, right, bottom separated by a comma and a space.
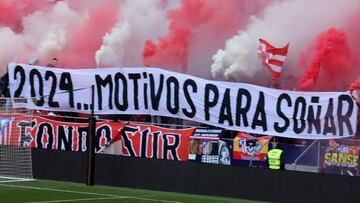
8, 63, 358, 139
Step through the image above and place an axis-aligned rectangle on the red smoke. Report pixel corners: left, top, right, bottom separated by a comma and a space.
143, 0, 270, 73
343, 9, 360, 95
57, 2, 119, 68
0, 1, 19, 30
346, 9, 360, 68
143, 0, 214, 72
0, 0, 270, 74
199, 0, 270, 36
299, 28, 353, 91
0, 0, 55, 32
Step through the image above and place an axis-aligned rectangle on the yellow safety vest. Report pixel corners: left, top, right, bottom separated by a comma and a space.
268, 149, 283, 170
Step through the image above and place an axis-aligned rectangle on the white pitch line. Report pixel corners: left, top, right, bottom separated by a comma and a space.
26, 196, 183, 203
0, 183, 184, 203
0, 179, 35, 183
124, 196, 184, 203
0, 184, 117, 197
25, 196, 126, 203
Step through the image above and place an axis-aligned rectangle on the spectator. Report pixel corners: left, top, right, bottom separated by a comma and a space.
47, 57, 58, 67
0, 72, 9, 97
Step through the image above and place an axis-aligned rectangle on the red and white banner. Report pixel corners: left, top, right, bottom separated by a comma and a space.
120, 123, 195, 161
0, 114, 125, 152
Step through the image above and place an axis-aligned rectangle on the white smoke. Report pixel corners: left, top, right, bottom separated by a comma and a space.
0, 1, 85, 71
211, 32, 256, 80
23, 1, 85, 62
211, 0, 360, 82
95, 20, 131, 67
95, 0, 169, 67
0, 28, 27, 74
30, 2, 83, 54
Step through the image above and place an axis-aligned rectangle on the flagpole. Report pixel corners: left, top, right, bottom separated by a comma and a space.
86, 85, 96, 186
258, 38, 289, 144
270, 77, 279, 89
270, 77, 279, 143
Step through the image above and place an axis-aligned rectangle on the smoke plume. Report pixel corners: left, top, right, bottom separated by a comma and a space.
211, 0, 360, 89
299, 28, 353, 91
143, 0, 214, 72
96, 0, 169, 67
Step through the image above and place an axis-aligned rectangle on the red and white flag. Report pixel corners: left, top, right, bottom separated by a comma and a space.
257, 39, 289, 79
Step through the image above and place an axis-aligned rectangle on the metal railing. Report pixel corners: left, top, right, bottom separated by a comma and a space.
292, 140, 319, 171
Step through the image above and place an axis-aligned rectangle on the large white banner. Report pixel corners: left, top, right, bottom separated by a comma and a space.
8, 63, 358, 139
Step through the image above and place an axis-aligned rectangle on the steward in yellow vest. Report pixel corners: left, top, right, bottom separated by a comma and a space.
267, 147, 284, 170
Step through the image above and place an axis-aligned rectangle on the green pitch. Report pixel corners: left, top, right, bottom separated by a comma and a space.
0, 179, 269, 203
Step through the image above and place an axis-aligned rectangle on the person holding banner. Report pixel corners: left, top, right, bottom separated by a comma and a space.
267, 143, 284, 170
0, 72, 9, 97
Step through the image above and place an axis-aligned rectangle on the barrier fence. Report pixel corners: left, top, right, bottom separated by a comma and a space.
2, 109, 360, 177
